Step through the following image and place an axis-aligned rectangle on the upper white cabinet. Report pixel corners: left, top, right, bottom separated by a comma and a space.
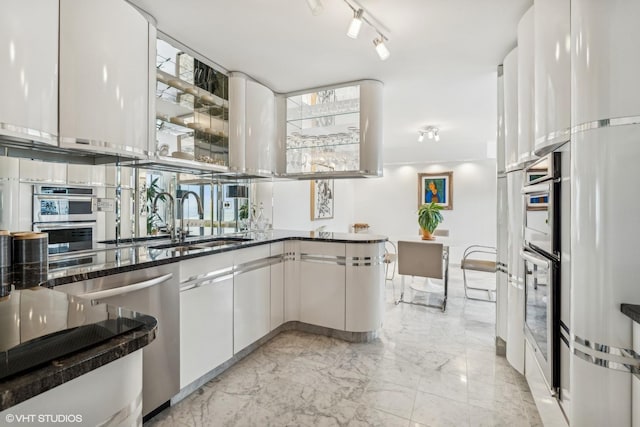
517, 6, 536, 166
497, 67, 506, 173
229, 73, 277, 176
0, 0, 58, 145
572, 0, 640, 124
59, 0, 151, 159
503, 48, 519, 171
282, 80, 383, 178
534, 0, 570, 155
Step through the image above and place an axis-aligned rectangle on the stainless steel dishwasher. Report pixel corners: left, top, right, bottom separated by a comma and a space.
56, 263, 180, 419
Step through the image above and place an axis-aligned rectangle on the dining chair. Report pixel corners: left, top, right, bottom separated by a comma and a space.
396, 240, 449, 311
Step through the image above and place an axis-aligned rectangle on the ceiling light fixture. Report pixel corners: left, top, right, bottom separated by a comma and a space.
373, 35, 390, 60
340, 0, 391, 60
306, 0, 323, 16
347, 9, 364, 39
418, 127, 441, 142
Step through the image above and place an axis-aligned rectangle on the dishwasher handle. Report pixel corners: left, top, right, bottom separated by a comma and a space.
77, 273, 174, 300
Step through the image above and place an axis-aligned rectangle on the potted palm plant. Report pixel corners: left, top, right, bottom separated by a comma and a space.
418, 202, 444, 240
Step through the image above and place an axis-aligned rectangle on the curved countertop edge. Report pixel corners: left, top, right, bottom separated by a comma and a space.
46, 231, 388, 287
0, 314, 157, 411
621, 304, 640, 324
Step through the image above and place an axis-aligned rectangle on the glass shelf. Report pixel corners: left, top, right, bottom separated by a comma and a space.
155, 38, 229, 169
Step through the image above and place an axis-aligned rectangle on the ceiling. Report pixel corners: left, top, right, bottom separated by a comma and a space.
131, 0, 532, 164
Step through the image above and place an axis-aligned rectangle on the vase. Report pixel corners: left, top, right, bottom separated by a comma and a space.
421, 228, 435, 240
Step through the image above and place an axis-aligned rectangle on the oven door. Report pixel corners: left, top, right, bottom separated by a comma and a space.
33, 222, 96, 254
521, 247, 559, 392
523, 181, 558, 258
33, 195, 97, 223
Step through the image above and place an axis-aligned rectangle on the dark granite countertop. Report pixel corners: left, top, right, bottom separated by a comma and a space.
0, 287, 157, 410
45, 229, 387, 287
621, 304, 640, 324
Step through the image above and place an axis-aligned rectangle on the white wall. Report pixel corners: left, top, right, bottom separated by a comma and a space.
351, 159, 497, 263
271, 179, 355, 232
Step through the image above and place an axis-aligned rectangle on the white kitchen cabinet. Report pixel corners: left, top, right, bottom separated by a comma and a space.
345, 243, 384, 332
299, 241, 345, 331
284, 240, 300, 322
517, 6, 536, 166
19, 159, 67, 184
270, 242, 285, 330
229, 73, 277, 176
179, 251, 233, 387
0, 0, 58, 146
67, 164, 106, 187
233, 245, 271, 353
534, 0, 570, 155
0, 157, 19, 231
503, 48, 519, 171
180, 276, 233, 388
58, 0, 150, 159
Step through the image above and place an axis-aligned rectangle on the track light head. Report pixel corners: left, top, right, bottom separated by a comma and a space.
418, 132, 425, 142
434, 129, 440, 141
418, 127, 441, 142
347, 9, 364, 39
306, 0, 323, 16
373, 36, 390, 60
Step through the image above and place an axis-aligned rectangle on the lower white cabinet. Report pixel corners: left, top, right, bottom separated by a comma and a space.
233, 245, 271, 353
345, 243, 385, 332
284, 241, 300, 322
270, 242, 284, 330
299, 241, 345, 330
180, 277, 233, 388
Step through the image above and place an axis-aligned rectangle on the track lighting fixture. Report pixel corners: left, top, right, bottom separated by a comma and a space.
306, 0, 323, 16
418, 127, 441, 142
373, 36, 390, 61
347, 9, 364, 39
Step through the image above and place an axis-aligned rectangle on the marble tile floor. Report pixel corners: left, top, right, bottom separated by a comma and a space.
146, 268, 542, 427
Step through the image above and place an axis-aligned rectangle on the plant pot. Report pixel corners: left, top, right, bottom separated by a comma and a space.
421, 228, 435, 240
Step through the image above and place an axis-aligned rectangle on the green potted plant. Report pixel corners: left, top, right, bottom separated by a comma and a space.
418, 202, 444, 240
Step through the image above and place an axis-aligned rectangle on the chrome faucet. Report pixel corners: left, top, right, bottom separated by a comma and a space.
179, 191, 204, 241
152, 192, 176, 241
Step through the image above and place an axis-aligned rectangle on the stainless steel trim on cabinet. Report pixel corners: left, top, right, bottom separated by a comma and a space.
348, 255, 385, 267
97, 390, 142, 427
505, 163, 525, 173
572, 334, 640, 373
235, 256, 279, 275
59, 137, 149, 157
0, 122, 58, 144
534, 128, 571, 151
571, 115, 640, 135
180, 273, 234, 292
300, 253, 346, 266
78, 273, 174, 300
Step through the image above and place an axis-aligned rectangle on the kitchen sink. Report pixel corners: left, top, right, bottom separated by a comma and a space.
149, 238, 249, 253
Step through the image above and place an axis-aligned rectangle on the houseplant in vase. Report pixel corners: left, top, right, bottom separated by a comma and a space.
418, 202, 444, 240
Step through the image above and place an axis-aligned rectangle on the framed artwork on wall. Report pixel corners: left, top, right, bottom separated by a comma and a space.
525, 171, 549, 211
310, 179, 334, 220
418, 172, 453, 210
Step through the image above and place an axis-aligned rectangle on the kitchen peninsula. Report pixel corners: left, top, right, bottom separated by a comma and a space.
3, 230, 387, 418
0, 286, 157, 424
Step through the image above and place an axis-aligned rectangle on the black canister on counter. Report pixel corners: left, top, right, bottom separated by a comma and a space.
12, 232, 48, 289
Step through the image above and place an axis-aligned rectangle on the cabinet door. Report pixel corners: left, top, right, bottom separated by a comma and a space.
234, 266, 270, 353
246, 80, 276, 175
270, 243, 284, 330
59, 0, 149, 158
67, 164, 106, 186
517, 6, 536, 165
299, 242, 345, 331
345, 243, 384, 332
180, 277, 233, 388
0, 0, 58, 144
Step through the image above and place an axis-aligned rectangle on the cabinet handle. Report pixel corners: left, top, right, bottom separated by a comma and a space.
78, 273, 173, 300
180, 273, 233, 292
